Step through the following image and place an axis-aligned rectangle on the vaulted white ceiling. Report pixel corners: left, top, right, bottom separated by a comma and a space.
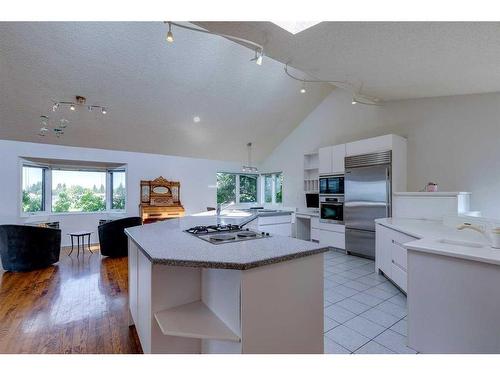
198, 22, 500, 101
2, 22, 500, 163
0, 22, 332, 162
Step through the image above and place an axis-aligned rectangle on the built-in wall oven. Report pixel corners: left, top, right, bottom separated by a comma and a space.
320, 195, 344, 224
319, 175, 344, 195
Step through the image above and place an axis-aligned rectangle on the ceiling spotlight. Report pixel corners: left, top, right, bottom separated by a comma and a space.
352, 99, 357, 105
40, 115, 49, 126
52, 103, 59, 112
300, 81, 307, 94
70, 104, 76, 111
59, 119, 69, 128
251, 49, 263, 66
193, 116, 201, 123
101, 107, 107, 114
166, 22, 174, 43
256, 50, 263, 66
88, 106, 93, 112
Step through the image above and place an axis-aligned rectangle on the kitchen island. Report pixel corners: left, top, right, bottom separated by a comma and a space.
124, 213, 328, 354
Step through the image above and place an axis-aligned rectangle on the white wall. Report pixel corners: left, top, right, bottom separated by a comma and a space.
0, 140, 242, 246
261, 89, 500, 219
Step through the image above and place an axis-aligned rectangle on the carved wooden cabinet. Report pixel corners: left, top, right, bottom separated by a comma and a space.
139, 176, 185, 224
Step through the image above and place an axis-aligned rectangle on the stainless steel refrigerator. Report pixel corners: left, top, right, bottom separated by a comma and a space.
344, 150, 392, 259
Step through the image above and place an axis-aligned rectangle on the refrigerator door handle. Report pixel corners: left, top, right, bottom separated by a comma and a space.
386, 166, 392, 217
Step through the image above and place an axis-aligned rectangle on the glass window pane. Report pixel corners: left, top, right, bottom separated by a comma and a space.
22, 166, 44, 213
112, 171, 126, 210
239, 174, 258, 203
275, 173, 283, 203
217, 173, 236, 204
264, 175, 272, 203
52, 170, 106, 213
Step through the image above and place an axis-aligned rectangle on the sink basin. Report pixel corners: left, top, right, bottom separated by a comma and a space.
437, 239, 484, 248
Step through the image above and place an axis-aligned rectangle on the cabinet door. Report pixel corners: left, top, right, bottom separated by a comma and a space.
375, 224, 392, 277
319, 146, 333, 175
346, 135, 393, 156
332, 144, 346, 174
128, 240, 138, 324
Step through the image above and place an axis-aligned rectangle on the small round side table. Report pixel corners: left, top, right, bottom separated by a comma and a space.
68, 231, 93, 257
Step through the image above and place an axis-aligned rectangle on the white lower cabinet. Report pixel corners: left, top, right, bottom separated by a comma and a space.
375, 223, 418, 293
246, 214, 293, 237
320, 227, 345, 250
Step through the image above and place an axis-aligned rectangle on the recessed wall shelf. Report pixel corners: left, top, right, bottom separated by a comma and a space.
303, 152, 319, 193
154, 300, 241, 342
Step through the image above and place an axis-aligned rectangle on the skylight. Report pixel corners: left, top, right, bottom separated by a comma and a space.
272, 21, 321, 35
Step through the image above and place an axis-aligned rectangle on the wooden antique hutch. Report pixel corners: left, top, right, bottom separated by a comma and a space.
139, 176, 185, 224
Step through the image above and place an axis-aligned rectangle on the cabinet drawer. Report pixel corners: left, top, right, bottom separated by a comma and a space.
311, 217, 320, 229
258, 215, 292, 226
258, 223, 291, 237
320, 229, 345, 250
319, 222, 345, 232
391, 240, 407, 271
391, 262, 407, 293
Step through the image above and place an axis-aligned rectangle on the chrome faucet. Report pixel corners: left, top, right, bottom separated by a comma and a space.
216, 201, 234, 216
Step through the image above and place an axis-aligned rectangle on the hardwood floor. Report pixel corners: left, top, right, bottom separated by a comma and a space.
0, 246, 142, 353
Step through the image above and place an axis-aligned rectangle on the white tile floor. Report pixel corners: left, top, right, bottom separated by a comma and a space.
323, 249, 417, 354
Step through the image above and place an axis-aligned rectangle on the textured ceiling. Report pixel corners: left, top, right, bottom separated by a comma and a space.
0, 22, 332, 162
197, 22, 500, 101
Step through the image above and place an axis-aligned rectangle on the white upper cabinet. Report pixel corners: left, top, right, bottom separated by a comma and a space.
345, 134, 394, 156
319, 144, 346, 175
318, 146, 333, 175
331, 144, 346, 174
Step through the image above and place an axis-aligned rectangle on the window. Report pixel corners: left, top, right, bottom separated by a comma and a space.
52, 170, 107, 213
110, 170, 126, 210
217, 172, 258, 204
20, 161, 126, 215
262, 172, 283, 205
22, 166, 46, 213
239, 174, 258, 203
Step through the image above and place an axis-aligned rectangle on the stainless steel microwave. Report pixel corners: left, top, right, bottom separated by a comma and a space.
320, 195, 344, 224
319, 175, 344, 195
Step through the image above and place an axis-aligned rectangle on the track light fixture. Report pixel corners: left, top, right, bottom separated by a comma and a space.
284, 63, 383, 106
38, 96, 109, 138
164, 21, 264, 66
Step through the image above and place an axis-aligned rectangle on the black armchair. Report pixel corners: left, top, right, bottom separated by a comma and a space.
98, 217, 142, 257
0, 225, 61, 272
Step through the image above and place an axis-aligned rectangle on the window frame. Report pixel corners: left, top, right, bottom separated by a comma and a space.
108, 168, 127, 211
19, 159, 127, 217
20, 164, 48, 214
260, 172, 283, 205
216, 172, 260, 206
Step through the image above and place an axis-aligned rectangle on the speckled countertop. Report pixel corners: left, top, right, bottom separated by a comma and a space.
125, 213, 328, 270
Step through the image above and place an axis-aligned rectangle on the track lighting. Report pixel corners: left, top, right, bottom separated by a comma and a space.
101, 107, 107, 114
52, 103, 59, 112
70, 104, 76, 111
165, 22, 264, 66
40, 115, 49, 127
166, 22, 174, 43
352, 99, 357, 105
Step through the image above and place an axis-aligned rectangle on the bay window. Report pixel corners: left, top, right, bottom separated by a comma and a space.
20, 161, 127, 214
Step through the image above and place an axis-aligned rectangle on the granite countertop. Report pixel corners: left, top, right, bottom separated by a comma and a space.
125, 214, 328, 270
376, 218, 500, 266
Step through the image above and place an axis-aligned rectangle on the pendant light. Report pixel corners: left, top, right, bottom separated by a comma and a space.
242, 142, 258, 173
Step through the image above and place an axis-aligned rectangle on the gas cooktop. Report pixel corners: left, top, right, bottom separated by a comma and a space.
185, 224, 271, 245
